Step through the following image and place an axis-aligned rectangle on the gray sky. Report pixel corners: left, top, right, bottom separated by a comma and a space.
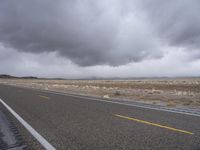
0, 0, 200, 78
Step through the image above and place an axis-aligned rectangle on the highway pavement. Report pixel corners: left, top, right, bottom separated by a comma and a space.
0, 84, 200, 150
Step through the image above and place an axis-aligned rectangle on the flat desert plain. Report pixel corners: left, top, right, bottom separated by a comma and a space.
0, 78, 200, 109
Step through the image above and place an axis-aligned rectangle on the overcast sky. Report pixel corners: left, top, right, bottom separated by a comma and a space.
0, 0, 200, 78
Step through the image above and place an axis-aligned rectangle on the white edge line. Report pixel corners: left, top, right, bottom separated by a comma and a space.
0, 98, 56, 150
42, 90, 200, 118
4, 85, 200, 117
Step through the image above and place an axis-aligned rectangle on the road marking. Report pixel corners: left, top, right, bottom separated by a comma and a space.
115, 114, 194, 135
38, 95, 49, 99
0, 98, 56, 150
6, 85, 200, 117
41, 90, 200, 118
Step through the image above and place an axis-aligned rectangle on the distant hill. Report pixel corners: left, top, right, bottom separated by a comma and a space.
21, 76, 38, 79
0, 74, 38, 79
0, 74, 18, 79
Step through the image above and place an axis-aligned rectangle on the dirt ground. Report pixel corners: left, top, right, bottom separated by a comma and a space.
0, 78, 200, 109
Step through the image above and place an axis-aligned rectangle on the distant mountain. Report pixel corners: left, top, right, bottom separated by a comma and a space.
0, 74, 18, 79
21, 76, 38, 79
0, 74, 38, 79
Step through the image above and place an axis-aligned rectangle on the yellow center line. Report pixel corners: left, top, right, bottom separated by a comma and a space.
114, 114, 194, 135
38, 95, 49, 100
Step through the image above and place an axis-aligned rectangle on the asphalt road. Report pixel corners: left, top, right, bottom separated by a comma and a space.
0, 84, 200, 150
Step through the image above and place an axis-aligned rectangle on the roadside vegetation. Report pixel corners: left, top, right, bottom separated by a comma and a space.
0, 78, 200, 109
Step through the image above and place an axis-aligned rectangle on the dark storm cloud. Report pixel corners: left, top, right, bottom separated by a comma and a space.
0, 0, 162, 66
139, 0, 200, 50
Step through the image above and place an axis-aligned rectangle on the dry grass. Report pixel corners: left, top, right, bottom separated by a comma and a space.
0, 78, 200, 109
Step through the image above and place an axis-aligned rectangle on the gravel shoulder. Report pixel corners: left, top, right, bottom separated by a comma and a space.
0, 103, 44, 150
